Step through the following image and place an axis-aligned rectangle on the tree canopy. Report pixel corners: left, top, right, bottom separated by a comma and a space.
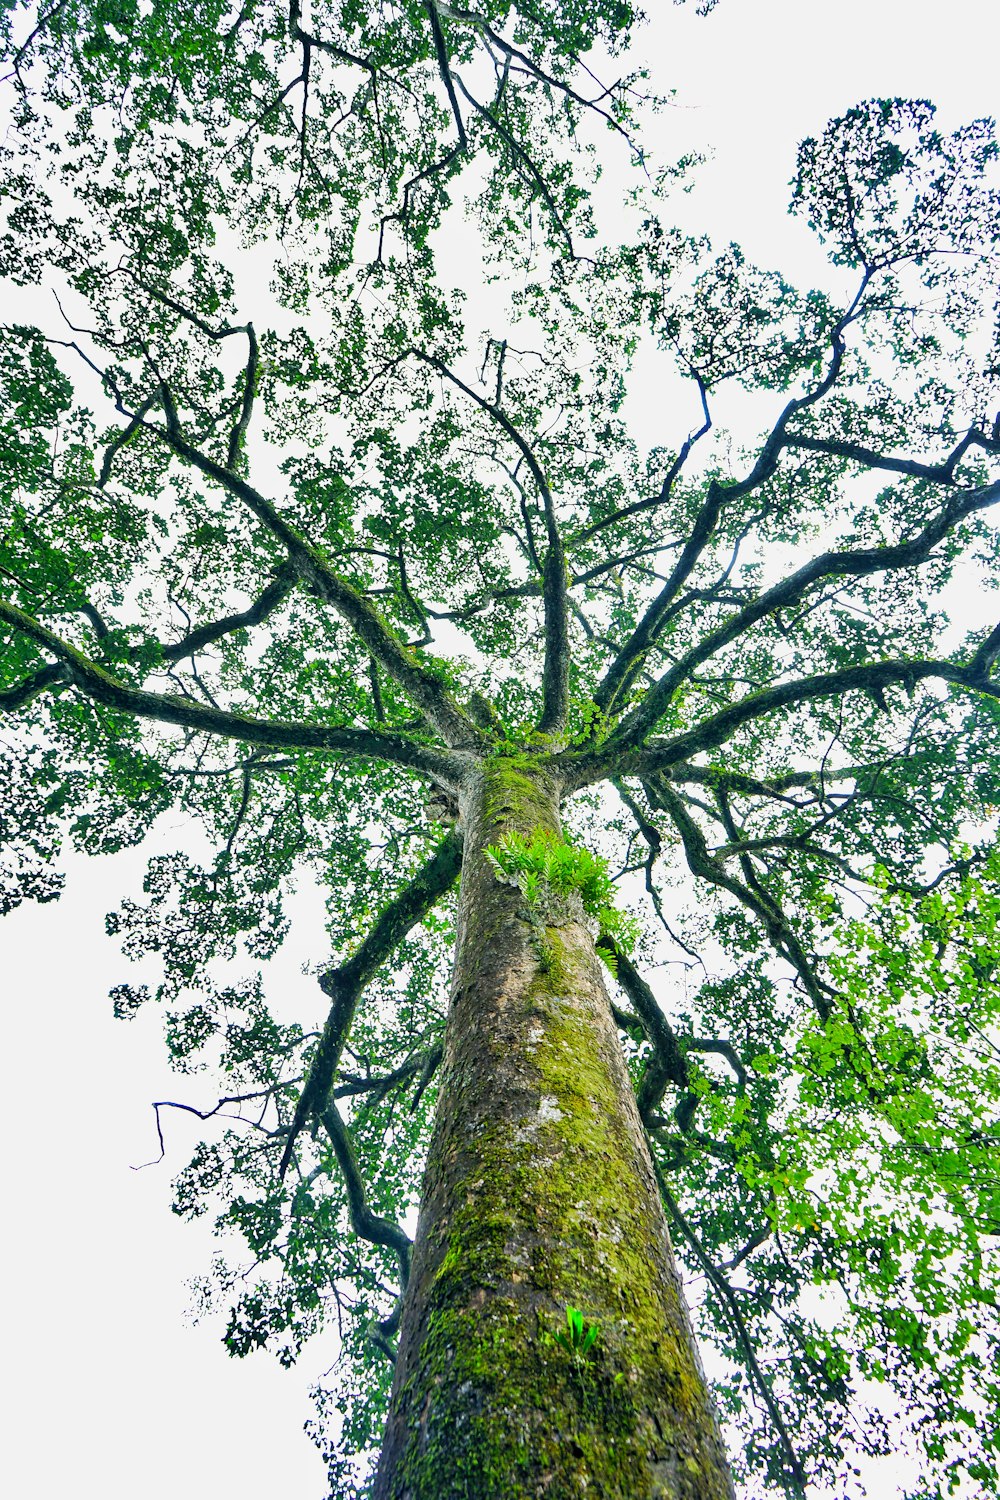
2, 2, 1000, 1495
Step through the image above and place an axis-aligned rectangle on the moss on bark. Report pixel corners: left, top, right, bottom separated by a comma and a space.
373, 761, 735, 1500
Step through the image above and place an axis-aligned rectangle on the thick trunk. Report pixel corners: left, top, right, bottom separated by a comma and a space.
374, 760, 735, 1500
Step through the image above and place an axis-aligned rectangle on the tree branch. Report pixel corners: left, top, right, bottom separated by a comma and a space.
0, 599, 466, 785
596, 936, 690, 1117
593, 276, 877, 722
636, 656, 1000, 772
278, 830, 462, 1178
414, 350, 570, 733
568, 372, 712, 551
609, 475, 1000, 749
424, 0, 467, 150
134, 411, 486, 749
453, 75, 575, 255
0, 661, 69, 710
538, 540, 571, 735
594, 480, 723, 719
439, 4, 642, 154
644, 776, 833, 1019
163, 561, 298, 662
782, 426, 994, 485
321, 1101, 412, 1279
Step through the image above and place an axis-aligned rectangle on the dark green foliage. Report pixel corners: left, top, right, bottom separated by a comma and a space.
2, 2, 1000, 1496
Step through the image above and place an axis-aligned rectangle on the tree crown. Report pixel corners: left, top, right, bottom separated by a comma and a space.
2, 3, 1000, 1494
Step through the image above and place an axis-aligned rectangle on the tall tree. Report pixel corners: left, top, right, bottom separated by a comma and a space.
2, 3, 999, 1496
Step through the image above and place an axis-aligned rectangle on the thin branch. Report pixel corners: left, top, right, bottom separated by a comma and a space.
413, 350, 570, 732
441, 4, 645, 162
0, 661, 69, 710
132, 1090, 283, 1169
568, 372, 712, 549
596, 937, 690, 1117
613, 779, 706, 964
453, 75, 575, 255
288, 0, 382, 83
164, 561, 298, 663
720, 1220, 774, 1272
655, 1167, 807, 1496
321, 1101, 412, 1279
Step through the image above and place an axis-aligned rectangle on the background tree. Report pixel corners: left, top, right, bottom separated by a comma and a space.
2, 2, 999, 1496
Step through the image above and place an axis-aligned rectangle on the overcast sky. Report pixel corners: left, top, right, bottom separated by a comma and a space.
2, 2, 997, 1497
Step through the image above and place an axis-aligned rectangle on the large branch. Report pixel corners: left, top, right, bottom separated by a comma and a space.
278, 829, 463, 1179
608, 475, 1000, 749
0, 600, 466, 785
645, 777, 833, 1018
538, 540, 571, 736
782, 426, 998, 484
665, 759, 868, 799
0, 660, 68, 710
592, 280, 870, 723
633, 656, 999, 773
1, 564, 296, 710
136, 414, 485, 750
559, 651, 995, 793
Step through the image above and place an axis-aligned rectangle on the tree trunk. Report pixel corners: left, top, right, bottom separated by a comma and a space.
374, 760, 735, 1500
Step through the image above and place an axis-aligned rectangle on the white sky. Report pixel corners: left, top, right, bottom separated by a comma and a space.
2, 2, 997, 1496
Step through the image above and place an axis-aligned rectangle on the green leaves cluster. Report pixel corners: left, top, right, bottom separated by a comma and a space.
2, 0, 1000, 1494
552, 1304, 600, 1360
486, 826, 640, 954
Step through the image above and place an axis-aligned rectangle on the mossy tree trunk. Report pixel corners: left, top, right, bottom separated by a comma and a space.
374, 760, 736, 1500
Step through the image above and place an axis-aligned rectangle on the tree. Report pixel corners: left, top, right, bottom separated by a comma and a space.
2, 1, 999, 1495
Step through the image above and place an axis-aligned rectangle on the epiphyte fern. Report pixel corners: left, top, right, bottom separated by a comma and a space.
485, 828, 640, 954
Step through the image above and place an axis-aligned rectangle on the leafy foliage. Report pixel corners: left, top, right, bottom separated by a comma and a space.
553, 1304, 600, 1360
2, 1, 1000, 1496
486, 826, 641, 952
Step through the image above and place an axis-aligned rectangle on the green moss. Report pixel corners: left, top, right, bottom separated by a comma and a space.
385, 769, 729, 1498
395, 1290, 646, 1500
480, 757, 560, 842
392, 931, 718, 1496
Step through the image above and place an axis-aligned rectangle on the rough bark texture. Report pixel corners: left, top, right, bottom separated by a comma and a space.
374, 759, 736, 1499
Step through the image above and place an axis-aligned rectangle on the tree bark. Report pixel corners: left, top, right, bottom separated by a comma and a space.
374, 759, 736, 1499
